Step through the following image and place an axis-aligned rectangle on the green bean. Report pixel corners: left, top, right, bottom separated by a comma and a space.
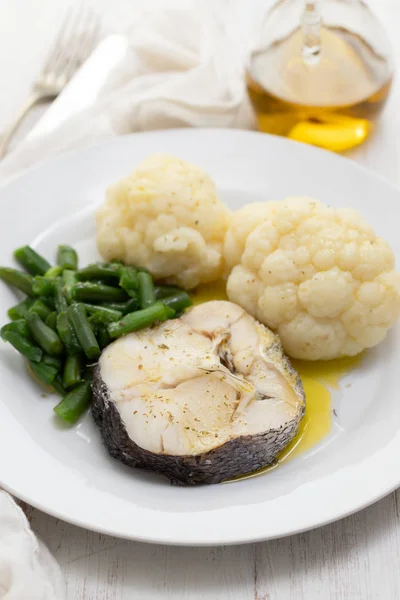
32, 276, 58, 297
119, 267, 139, 297
88, 313, 116, 329
8, 298, 33, 320
2, 331, 42, 362
54, 380, 92, 424
26, 312, 64, 356
14, 246, 50, 276
108, 302, 171, 339
44, 265, 62, 278
45, 311, 58, 331
28, 361, 58, 385
100, 297, 139, 314
83, 364, 94, 381
71, 282, 128, 303
63, 354, 83, 389
43, 354, 62, 371
123, 294, 139, 313
97, 301, 125, 311
54, 281, 68, 313
138, 271, 155, 309
41, 295, 55, 310
52, 375, 65, 396
76, 264, 120, 282
62, 269, 77, 302
96, 325, 110, 349
28, 299, 52, 320
154, 285, 182, 300
68, 303, 100, 360
56, 311, 82, 355
57, 245, 78, 271
161, 291, 192, 313
1, 319, 30, 339
82, 303, 122, 324
164, 306, 176, 319
0, 267, 34, 296
62, 269, 77, 285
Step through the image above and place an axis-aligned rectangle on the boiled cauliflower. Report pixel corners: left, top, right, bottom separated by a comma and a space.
226, 197, 400, 360
224, 201, 274, 270
96, 154, 231, 289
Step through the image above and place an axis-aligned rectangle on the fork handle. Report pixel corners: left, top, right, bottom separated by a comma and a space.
0, 92, 47, 160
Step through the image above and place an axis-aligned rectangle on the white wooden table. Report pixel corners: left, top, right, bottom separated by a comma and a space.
1, 0, 400, 598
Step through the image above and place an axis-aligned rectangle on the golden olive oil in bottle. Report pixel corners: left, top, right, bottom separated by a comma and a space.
246, 1, 393, 152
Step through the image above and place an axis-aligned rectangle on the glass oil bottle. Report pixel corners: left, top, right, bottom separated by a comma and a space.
246, 0, 393, 151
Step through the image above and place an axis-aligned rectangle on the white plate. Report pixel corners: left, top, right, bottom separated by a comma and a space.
1, 129, 399, 546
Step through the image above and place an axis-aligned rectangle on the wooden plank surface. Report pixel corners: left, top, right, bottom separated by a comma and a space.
1, 0, 400, 598
25, 492, 400, 599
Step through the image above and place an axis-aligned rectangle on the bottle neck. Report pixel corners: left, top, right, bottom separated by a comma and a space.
302, 0, 322, 65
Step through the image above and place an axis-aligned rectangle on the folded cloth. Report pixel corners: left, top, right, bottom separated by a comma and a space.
0, 491, 65, 599
0, 5, 256, 181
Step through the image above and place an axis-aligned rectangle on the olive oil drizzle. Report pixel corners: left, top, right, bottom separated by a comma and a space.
192, 280, 362, 481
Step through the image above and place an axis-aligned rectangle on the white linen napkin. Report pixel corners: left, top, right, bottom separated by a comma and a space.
0, 492, 65, 599
0, 5, 255, 597
0, 5, 255, 181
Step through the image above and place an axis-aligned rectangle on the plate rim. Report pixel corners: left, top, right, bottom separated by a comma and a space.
2, 127, 399, 194
1, 476, 399, 547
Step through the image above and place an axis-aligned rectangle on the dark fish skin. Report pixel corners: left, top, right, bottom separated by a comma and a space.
91, 356, 305, 486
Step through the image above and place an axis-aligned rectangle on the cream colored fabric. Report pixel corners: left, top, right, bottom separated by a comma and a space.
0, 491, 65, 599
0, 6, 255, 180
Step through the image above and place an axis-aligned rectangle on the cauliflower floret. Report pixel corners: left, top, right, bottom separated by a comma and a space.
224, 202, 273, 270
96, 154, 231, 289
227, 197, 400, 360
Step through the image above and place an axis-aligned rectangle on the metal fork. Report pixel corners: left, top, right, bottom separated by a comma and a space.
0, 8, 100, 159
